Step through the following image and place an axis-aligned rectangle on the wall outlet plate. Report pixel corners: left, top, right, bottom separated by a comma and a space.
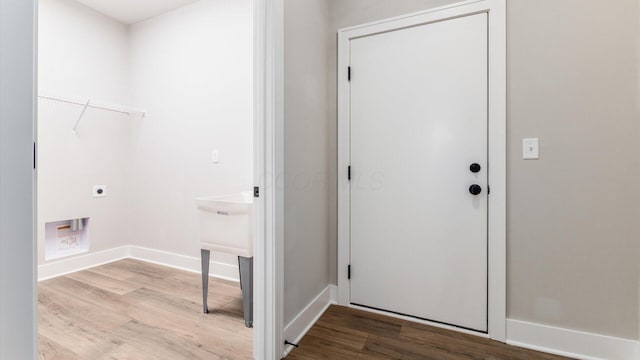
523, 138, 540, 160
93, 185, 107, 198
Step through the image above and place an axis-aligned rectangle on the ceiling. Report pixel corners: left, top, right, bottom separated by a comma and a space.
73, 0, 201, 24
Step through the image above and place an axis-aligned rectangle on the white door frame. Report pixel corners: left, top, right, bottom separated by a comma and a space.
0, 0, 284, 358
254, 0, 284, 358
337, 0, 507, 341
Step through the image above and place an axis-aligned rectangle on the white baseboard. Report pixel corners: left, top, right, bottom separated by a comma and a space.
38, 246, 129, 281
38, 245, 240, 282
282, 284, 337, 357
128, 246, 239, 282
507, 319, 640, 360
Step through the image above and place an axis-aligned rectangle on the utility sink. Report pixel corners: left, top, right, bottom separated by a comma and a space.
197, 191, 254, 327
197, 191, 253, 257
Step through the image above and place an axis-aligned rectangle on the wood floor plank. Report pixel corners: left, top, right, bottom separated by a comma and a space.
39, 260, 252, 360
38, 283, 131, 332
304, 321, 369, 351
285, 334, 363, 360
67, 269, 142, 295
98, 320, 229, 360
316, 306, 403, 338
123, 288, 252, 350
38, 300, 123, 359
39, 335, 86, 360
41, 276, 136, 315
124, 271, 240, 306
86, 262, 140, 282
286, 306, 574, 360
363, 333, 468, 360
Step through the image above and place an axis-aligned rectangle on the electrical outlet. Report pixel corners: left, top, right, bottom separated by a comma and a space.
212, 149, 220, 163
93, 185, 107, 198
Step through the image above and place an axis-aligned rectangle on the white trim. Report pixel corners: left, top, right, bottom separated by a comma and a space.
338, 0, 489, 33
349, 304, 491, 339
253, 0, 267, 356
37, 246, 240, 283
485, 0, 507, 342
128, 246, 239, 282
255, 0, 284, 358
507, 319, 640, 360
282, 285, 337, 358
337, 0, 507, 341
336, 15, 351, 309
38, 246, 129, 281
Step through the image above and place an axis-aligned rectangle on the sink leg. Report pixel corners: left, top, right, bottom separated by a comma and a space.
238, 256, 253, 328
201, 249, 210, 314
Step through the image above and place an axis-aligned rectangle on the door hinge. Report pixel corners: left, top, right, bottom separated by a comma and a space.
348, 66, 351, 81
488, 185, 491, 195
253, 186, 260, 198
348, 166, 351, 181
348, 265, 351, 279
33, 142, 36, 170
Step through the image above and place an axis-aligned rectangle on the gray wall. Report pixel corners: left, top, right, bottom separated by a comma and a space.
285, 0, 640, 340
506, 0, 639, 340
0, 0, 37, 358
329, 0, 640, 340
283, 0, 333, 324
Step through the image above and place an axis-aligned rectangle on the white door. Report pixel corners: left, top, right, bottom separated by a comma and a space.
350, 13, 488, 332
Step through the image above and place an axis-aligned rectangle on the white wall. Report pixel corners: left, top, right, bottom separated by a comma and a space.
38, 0, 132, 263
126, 0, 253, 272
38, 0, 254, 277
0, 0, 37, 357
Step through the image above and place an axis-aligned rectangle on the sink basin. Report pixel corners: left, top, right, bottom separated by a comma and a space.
197, 192, 254, 257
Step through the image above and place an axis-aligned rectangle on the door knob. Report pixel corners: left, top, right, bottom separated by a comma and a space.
470, 163, 481, 173
469, 184, 482, 196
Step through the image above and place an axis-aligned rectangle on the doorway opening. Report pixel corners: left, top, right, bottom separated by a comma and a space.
36, 0, 261, 358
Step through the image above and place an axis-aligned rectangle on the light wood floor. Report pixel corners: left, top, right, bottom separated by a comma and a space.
286, 306, 572, 360
38, 259, 252, 360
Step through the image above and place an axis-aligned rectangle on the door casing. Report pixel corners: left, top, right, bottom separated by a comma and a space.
337, 0, 507, 341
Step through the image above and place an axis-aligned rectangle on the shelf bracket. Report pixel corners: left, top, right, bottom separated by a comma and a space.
71, 99, 91, 134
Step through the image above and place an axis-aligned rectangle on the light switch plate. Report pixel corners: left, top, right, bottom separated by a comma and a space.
93, 185, 107, 198
211, 149, 220, 163
523, 138, 540, 160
